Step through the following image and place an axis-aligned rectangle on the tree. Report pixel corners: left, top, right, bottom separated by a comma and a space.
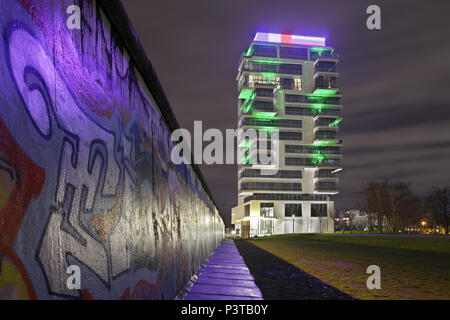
359, 180, 417, 233
424, 187, 450, 234
347, 211, 356, 234
360, 181, 384, 233
356, 196, 375, 232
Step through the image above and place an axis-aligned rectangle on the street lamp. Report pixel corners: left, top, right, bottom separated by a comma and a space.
421, 221, 427, 227
292, 214, 295, 234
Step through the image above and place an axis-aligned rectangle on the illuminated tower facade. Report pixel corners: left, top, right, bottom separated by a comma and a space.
232, 33, 343, 237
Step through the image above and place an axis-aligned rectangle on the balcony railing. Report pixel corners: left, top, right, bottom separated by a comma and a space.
315, 170, 338, 178
315, 65, 339, 73
312, 52, 339, 60
314, 109, 341, 117
315, 182, 338, 192
240, 182, 303, 192
286, 145, 342, 155
315, 118, 341, 127
315, 131, 338, 140
316, 159, 341, 167
315, 80, 338, 90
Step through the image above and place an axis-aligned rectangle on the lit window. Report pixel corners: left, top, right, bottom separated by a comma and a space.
294, 77, 302, 90
248, 74, 280, 87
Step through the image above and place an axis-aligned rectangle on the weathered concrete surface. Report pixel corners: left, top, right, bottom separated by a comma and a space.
0, 0, 223, 300
184, 240, 263, 300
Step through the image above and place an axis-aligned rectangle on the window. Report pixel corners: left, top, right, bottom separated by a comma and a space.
285, 203, 302, 217
315, 182, 337, 191
285, 107, 314, 116
285, 94, 308, 103
311, 204, 328, 217
280, 78, 294, 90
315, 131, 337, 140
285, 157, 314, 167
249, 74, 279, 87
278, 64, 302, 75
245, 204, 250, 217
315, 61, 338, 72
255, 88, 274, 97
316, 76, 337, 89
316, 109, 341, 116
280, 47, 308, 60
285, 94, 341, 105
241, 182, 302, 192
242, 62, 302, 75
319, 159, 341, 167
315, 170, 337, 178
243, 61, 277, 73
253, 45, 278, 58
253, 100, 274, 111
294, 77, 302, 90
241, 169, 302, 179
245, 194, 331, 202
285, 145, 341, 155
249, 75, 267, 85
260, 203, 274, 217
242, 118, 302, 129
279, 132, 302, 141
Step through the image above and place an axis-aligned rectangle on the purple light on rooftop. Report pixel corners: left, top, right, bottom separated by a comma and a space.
254, 32, 326, 47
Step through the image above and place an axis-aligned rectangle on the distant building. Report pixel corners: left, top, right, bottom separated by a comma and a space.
232, 33, 343, 237
334, 210, 370, 232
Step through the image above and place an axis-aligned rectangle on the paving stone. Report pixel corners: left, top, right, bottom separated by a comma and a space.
184, 240, 263, 300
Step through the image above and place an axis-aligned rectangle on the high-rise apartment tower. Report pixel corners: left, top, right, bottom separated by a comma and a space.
232, 33, 343, 237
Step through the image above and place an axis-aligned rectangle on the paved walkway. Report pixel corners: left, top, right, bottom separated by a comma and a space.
184, 240, 263, 300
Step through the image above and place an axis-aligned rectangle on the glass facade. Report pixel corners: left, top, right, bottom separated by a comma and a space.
311, 204, 328, 217
285, 203, 302, 217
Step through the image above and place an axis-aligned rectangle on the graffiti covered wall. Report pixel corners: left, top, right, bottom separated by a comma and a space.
0, 0, 224, 300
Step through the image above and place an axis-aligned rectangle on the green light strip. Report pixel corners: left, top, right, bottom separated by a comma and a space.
239, 88, 254, 100
328, 119, 342, 127
244, 45, 254, 57
313, 140, 337, 147
310, 47, 335, 55
240, 89, 256, 114
253, 112, 277, 118
313, 88, 339, 96
251, 116, 281, 121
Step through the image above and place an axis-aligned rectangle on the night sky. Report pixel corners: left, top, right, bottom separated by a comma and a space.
121, 0, 450, 225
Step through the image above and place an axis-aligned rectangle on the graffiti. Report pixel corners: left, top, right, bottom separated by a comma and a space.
0, 0, 223, 300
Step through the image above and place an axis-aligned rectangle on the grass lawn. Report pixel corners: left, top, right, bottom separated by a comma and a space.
243, 234, 450, 300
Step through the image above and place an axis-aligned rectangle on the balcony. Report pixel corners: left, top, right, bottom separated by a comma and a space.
315, 65, 339, 73
316, 159, 342, 169
314, 169, 340, 182
253, 81, 278, 89
314, 182, 339, 195
314, 79, 340, 96
286, 145, 342, 156
240, 182, 303, 192
314, 61, 339, 79
315, 130, 339, 142
313, 111, 342, 120
311, 51, 339, 62
240, 169, 302, 180
315, 118, 342, 127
